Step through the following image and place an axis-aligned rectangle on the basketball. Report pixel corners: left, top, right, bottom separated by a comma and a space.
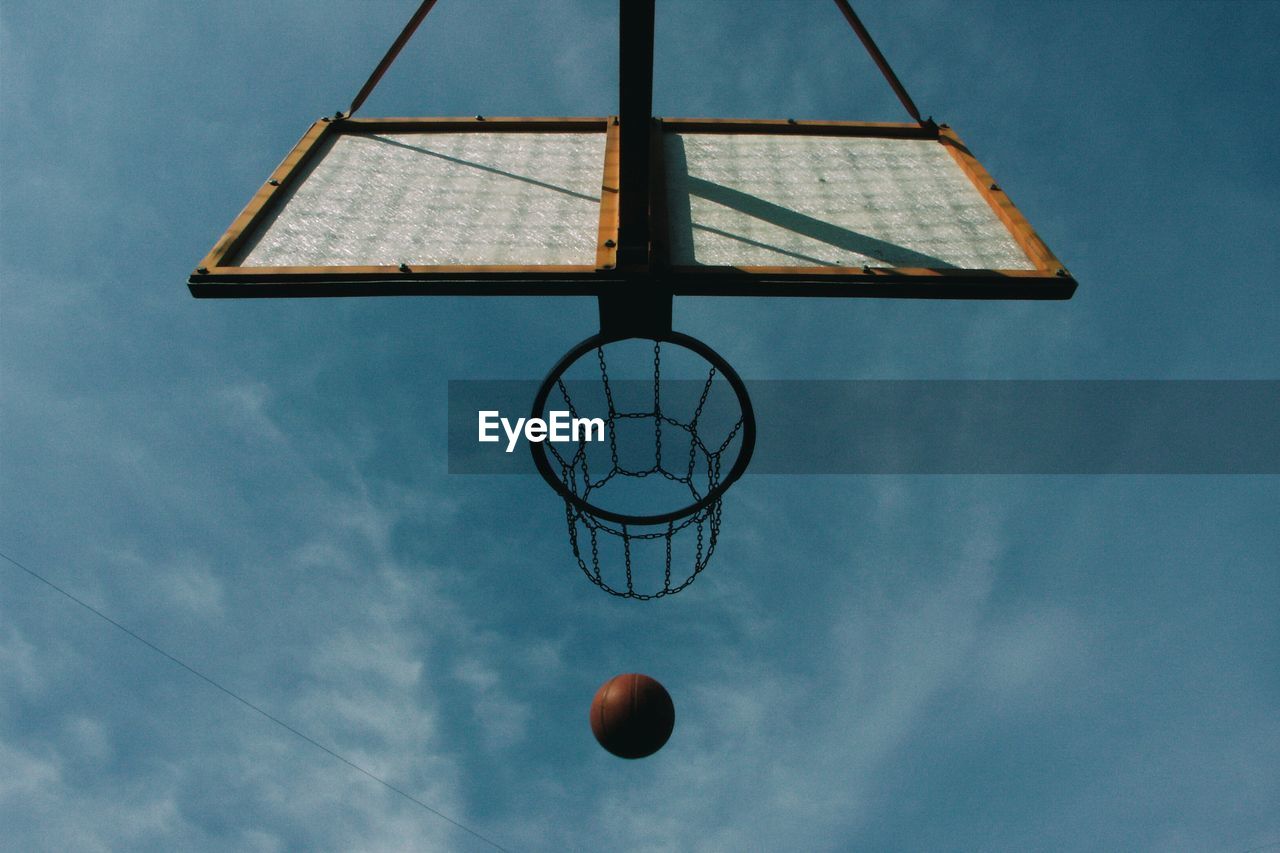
589, 673, 676, 759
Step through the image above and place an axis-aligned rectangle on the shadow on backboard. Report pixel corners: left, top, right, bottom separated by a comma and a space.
664, 133, 956, 268
368, 134, 600, 203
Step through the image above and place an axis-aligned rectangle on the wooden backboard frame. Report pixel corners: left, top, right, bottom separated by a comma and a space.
188, 116, 1074, 300
654, 118, 1075, 299
188, 116, 620, 298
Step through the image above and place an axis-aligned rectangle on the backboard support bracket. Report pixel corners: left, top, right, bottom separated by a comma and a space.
598, 281, 672, 339
617, 0, 655, 270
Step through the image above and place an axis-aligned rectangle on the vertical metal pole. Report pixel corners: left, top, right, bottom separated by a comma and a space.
601, 0, 667, 338
617, 0, 655, 269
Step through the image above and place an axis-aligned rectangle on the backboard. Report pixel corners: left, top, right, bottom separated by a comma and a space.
188, 116, 1074, 300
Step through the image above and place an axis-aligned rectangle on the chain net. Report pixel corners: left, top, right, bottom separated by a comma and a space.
543, 341, 745, 599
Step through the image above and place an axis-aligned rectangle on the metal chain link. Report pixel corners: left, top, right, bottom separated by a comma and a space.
545, 338, 744, 600
652, 342, 663, 475
663, 521, 673, 592
596, 347, 621, 474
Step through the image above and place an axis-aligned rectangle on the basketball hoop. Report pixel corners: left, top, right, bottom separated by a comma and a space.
529, 331, 755, 599
188, 0, 1076, 602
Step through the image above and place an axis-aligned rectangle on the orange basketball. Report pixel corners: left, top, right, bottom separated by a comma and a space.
589, 673, 676, 759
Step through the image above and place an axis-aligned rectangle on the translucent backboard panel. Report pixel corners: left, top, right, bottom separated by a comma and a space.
234, 131, 606, 267
664, 132, 1037, 270
188, 117, 619, 297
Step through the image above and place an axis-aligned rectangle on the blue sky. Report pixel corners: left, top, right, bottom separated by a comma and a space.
2, 1, 1278, 850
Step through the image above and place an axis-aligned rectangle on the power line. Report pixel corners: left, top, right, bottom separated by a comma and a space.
0, 548, 510, 853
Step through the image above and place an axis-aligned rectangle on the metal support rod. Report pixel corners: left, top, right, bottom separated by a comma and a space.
831, 0, 930, 126
617, 0, 655, 268
345, 0, 441, 118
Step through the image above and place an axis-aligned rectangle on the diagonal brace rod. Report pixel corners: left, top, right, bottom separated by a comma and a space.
345, 0, 442, 118
832, 0, 930, 127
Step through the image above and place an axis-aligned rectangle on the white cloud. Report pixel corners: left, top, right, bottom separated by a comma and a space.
0, 622, 45, 699
973, 605, 1095, 710
217, 383, 288, 446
